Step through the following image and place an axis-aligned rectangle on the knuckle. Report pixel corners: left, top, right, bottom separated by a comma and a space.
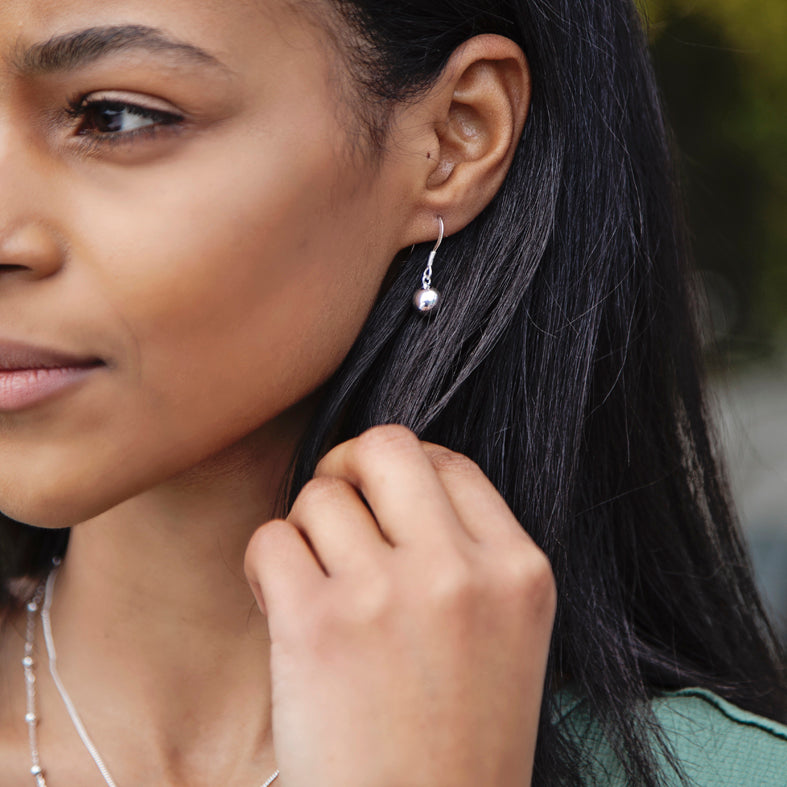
340, 575, 394, 625
247, 518, 291, 553
500, 549, 557, 619
532, 557, 558, 617
294, 476, 354, 512
354, 424, 419, 458
426, 446, 482, 478
244, 519, 293, 573
424, 557, 475, 609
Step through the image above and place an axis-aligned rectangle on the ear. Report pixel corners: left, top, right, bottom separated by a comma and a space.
395, 34, 531, 245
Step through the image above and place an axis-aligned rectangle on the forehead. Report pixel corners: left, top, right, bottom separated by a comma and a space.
1, 0, 267, 27
0, 0, 322, 76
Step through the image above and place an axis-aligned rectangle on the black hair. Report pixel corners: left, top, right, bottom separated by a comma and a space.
2, 0, 785, 784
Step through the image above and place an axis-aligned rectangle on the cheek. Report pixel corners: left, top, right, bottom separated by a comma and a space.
104, 140, 376, 426
0, 0, 419, 529
0, 129, 388, 528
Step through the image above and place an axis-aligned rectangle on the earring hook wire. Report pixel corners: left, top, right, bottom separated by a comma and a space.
421, 216, 444, 291
432, 216, 445, 253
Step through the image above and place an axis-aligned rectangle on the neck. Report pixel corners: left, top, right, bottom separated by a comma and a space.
37, 414, 302, 784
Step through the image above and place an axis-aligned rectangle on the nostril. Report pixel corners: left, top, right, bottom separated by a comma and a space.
0, 224, 66, 278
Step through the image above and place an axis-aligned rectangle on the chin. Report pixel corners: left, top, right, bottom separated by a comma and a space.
0, 479, 118, 530
0, 501, 87, 530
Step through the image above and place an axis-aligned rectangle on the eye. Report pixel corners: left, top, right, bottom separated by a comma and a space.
66, 96, 184, 139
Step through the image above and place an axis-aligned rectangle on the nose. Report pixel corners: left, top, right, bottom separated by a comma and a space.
0, 119, 67, 280
0, 221, 65, 279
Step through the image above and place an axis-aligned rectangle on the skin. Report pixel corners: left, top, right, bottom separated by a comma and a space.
0, 1, 554, 785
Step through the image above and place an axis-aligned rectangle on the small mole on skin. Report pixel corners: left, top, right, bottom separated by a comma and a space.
427, 152, 431, 159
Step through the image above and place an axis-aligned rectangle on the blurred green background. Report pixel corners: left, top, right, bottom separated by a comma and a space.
642, 0, 787, 639
643, 0, 787, 360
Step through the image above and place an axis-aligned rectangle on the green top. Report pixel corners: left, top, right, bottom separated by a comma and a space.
557, 687, 787, 786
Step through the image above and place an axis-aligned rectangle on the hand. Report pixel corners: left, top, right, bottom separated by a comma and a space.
245, 425, 556, 787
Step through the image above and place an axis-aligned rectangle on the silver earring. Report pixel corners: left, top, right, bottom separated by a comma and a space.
412, 216, 444, 314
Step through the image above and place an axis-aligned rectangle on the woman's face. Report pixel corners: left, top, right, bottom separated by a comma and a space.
0, 0, 417, 526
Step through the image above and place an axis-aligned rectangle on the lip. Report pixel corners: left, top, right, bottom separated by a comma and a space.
0, 340, 104, 411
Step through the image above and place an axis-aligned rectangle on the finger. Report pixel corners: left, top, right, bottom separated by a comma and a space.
288, 476, 390, 577
421, 442, 535, 545
315, 425, 467, 548
244, 519, 326, 632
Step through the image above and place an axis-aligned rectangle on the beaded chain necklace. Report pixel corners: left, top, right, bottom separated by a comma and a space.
23, 566, 280, 787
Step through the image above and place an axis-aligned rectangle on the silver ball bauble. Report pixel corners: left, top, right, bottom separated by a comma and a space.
412, 287, 440, 313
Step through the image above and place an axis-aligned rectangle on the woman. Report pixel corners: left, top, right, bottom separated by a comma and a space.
0, 0, 784, 785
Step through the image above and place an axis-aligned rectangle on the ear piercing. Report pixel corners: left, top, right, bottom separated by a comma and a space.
412, 217, 444, 314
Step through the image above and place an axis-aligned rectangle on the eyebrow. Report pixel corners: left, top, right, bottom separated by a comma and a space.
11, 24, 231, 76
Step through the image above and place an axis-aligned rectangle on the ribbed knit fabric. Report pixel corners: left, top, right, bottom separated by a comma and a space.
556, 686, 787, 785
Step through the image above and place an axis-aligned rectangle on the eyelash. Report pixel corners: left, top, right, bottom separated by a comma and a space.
64, 96, 185, 149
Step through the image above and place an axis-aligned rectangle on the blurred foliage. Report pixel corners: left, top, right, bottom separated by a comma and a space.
639, 0, 787, 363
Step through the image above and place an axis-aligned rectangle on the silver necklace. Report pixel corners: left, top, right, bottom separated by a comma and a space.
24, 568, 279, 787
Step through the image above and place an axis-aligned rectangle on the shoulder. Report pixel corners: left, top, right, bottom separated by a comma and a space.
555, 686, 787, 786
651, 688, 787, 785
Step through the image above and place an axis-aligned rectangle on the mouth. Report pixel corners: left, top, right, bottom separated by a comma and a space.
0, 340, 105, 411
